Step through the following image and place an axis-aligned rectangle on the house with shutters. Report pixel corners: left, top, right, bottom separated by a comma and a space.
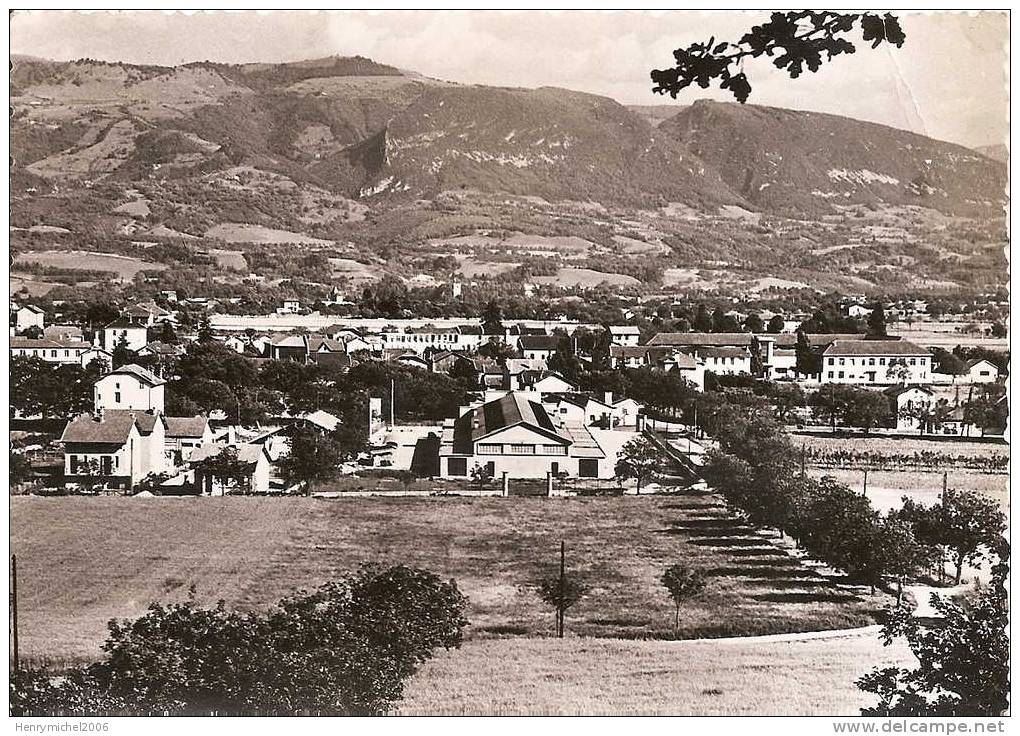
438, 392, 608, 480
10, 337, 91, 364
821, 339, 933, 386
60, 410, 168, 488
379, 324, 485, 355
697, 346, 753, 376
94, 364, 165, 413
265, 333, 352, 364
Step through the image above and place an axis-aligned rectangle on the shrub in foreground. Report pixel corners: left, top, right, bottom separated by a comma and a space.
11, 565, 468, 716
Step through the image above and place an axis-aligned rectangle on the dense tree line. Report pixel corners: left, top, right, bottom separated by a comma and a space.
166, 341, 478, 431
11, 565, 467, 716
700, 401, 1005, 599
10, 357, 105, 419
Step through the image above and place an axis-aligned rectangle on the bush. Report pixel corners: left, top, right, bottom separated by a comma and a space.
11, 565, 468, 716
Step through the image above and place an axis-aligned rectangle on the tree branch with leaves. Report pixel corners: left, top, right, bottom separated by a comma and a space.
652, 11, 905, 103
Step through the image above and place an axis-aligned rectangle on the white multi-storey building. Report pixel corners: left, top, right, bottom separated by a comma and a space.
94, 364, 166, 413
821, 340, 932, 385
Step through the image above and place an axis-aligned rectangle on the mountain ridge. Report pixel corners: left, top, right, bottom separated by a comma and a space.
9, 55, 1008, 296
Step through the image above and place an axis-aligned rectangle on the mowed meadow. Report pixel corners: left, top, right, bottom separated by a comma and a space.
12, 493, 891, 670
398, 633, 915, 715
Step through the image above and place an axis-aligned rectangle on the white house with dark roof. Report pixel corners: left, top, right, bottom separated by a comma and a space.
164, 416, 213, 464
94, 364, 166, 413
696, 346, 752, 376
79, 346, 113, 370
438, 392, 608, 480
101, 317, 149, 352
607, 325, 640, 346
11, 337, 91, 364
965, 359, 999, 384
518, 335, 561, 361
541, 392, 615, 428
122, 301, 175, 327
60, 410, 167, 488
189, 443, 272, 495
11, 304, 45, 334
821, 339, 933, 386
883, 385, 935, 431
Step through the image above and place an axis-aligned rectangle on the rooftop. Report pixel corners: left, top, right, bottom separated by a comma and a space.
518, 335, 562, 351
823, 339, 931, 357
11, 337, 90, 350
164, 416, 210, 438
452, 392, 570, 454
104, 363, 166, 387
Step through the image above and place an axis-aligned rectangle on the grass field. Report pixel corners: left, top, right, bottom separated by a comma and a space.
11, 493, 889, 667
11, 274, 60, 296
14, 250, 167, 279
205, 223, 333, 245
533, 267, 641, 288
397, 632, 915, 715
207, 248, 247, 270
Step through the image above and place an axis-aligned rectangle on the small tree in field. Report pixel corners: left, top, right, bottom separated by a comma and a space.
470, 462, 493, 491
615, 436, 665, 494
536, 572, 587, 639
931, 489, 1006, 583
886, 359, 911, 385
661, 563, 707, 638
278, 428, 342, 494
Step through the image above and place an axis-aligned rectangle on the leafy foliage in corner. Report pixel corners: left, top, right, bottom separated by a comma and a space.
652, 11, 905, 103
857, 556, 1008, 716
10, 565, 468, 716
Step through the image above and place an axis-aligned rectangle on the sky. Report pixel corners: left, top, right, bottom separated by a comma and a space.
9, 10, 1009, 149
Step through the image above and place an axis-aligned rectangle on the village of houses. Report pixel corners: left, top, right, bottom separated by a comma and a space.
9, 291, 1005, 498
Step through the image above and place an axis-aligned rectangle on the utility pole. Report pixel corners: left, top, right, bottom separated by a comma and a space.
557, 541, 565, 639
942, 470, 948, 497
862, 468, 868, 498
800, 442, 806, 477
11, 555, 19, 672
